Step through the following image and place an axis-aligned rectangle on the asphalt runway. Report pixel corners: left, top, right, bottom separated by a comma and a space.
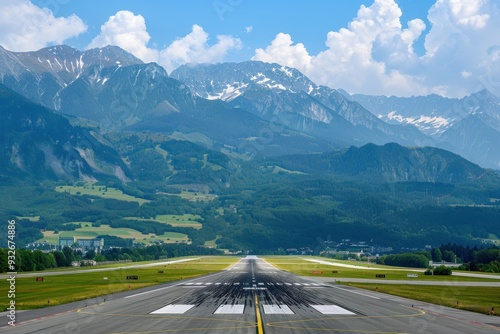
2, 256, 500, 333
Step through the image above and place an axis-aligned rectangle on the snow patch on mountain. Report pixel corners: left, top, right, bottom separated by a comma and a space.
385, 111, 451, 135
207, 82, 249, 101
278, 65, 293, 77
266, 83, 286, 90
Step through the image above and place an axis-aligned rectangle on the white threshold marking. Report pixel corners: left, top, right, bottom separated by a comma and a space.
151, 304, 195, 314
263, 304, 294, 314
214, 305, 245, 314
310, 305, 355, 315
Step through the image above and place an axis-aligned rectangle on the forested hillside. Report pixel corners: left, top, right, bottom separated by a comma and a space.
2, 135, 500, 253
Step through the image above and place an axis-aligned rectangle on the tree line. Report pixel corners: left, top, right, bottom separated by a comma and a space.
374, 244, 500, 273
0, 244, 223, 273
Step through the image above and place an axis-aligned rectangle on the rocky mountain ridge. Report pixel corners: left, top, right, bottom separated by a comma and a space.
0, 84, 129, 181
1, 44, 499, 169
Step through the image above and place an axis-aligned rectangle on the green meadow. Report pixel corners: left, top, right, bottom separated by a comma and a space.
0, 257, 239, 310
38, 224, 188, 244
264, 256, 499, 282
56, 185, 150, 205
271, 166, 306, 175
264, 256, 500, 316
162, 190, 217, 202
125, 214, 203, 229
345, 283, 500, 316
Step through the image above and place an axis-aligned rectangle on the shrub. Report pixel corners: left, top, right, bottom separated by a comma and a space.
433, 265, 452, 275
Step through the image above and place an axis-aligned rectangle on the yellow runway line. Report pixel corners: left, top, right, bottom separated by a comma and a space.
254, 293, 264, 334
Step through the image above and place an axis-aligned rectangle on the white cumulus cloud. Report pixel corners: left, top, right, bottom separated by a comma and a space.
0, 0, 87, 51
87, 10, 159, 63
88, 14, 242, 73
253, 0, 500, 98
253, 0, 427, 96
253, 33, 312, 73
422, 0, 500, 96
159, 24, 242, 73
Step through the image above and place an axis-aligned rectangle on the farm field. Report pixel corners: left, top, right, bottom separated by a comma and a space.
204, 236, 221, 248
160, 190, 217, 202
124, 214, 203, 229
271, 166, 306, 175
38, 224, 188, 245
55, 185, 150, 205
16, 216, 40, 221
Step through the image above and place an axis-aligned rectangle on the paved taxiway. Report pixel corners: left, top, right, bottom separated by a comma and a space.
2, 256, 500, 333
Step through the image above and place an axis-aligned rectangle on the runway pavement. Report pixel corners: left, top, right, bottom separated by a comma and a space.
2, 256, 500, 333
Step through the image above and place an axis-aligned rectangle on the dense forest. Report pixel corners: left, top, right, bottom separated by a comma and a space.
1, 133, 500, 257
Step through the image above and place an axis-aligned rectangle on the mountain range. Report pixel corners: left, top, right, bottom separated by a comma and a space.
2, 44, 500, 251
171, 61, 428, 148
0, 44, 499, 171
346, 90, 500, 169
0, 83, 129, 182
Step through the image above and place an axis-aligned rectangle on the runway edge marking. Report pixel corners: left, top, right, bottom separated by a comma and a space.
331, 285, 381, 299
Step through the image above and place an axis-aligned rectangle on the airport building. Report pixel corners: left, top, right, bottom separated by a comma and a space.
58, 237, 104, 253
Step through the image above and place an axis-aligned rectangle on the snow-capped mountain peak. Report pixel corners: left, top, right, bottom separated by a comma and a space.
170, 61, 314, 100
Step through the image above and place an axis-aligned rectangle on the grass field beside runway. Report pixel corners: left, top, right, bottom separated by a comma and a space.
264, 256, 500, 282
264, 256, 500, 317
0, 257, 239, 310
344, 283, 500, 316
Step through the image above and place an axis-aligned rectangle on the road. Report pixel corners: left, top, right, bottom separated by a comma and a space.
2, 256, 500, 333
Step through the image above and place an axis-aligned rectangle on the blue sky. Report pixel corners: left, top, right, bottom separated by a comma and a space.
1, 0, 500, 98
29, 0, 434, 59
